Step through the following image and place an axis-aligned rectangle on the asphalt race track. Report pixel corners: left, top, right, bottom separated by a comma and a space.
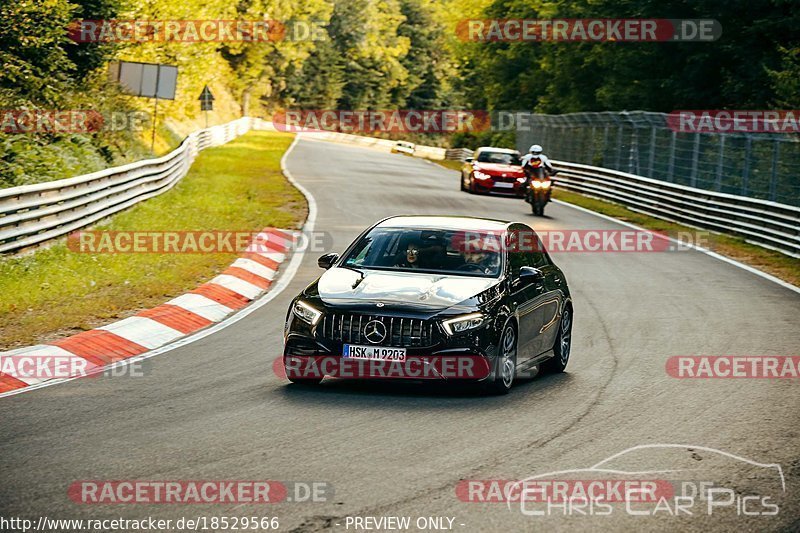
2, 137, 799, 532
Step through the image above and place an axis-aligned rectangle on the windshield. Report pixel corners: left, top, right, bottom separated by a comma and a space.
342, 227, 503, 278
476, 151, 521, 165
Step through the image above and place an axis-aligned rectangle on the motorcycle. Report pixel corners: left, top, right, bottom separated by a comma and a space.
523, 159, 557, 216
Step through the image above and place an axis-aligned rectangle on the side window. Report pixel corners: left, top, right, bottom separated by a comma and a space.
527, 250, 548, 268
508, 250, 531, 275
506, 230, 531, 276
515, 227, 549, 268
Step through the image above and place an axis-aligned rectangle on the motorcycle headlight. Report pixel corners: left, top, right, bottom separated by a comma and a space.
442, 313, 485, 336
293, 300, 322, 325
532, 180, 551, 189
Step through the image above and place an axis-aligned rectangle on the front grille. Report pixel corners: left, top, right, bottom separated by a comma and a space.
319, 313, 436, 347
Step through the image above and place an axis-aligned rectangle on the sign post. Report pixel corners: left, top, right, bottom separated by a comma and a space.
108, 61, 178, 152
199, 85, 214, 128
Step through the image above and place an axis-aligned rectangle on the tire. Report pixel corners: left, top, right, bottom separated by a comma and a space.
460, 173, 466, 191
542, 306, 572, 373
485, 323, 517, 395
468, 175, 475, 194
531, 201, 539, 215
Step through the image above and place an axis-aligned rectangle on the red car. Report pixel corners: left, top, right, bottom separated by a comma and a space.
460, 147, 526, 197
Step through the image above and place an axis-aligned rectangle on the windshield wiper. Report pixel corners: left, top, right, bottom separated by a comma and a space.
341, 264, 366, 288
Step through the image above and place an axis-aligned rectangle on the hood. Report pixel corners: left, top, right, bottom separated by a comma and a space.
312, 267, 500, 311
474, 162, 524, 175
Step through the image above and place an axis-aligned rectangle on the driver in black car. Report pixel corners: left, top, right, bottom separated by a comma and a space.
461, 249, 501, 275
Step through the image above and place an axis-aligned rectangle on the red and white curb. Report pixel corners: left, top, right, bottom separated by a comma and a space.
0, 228, 298, 394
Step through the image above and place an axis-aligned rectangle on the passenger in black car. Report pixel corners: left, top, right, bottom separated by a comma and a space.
395, 241, 423, 269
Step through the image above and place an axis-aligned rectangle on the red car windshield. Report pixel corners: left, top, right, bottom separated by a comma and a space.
476, 151, 521, 165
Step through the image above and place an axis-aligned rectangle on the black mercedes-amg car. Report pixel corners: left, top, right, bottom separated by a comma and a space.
282, 215, 572, 394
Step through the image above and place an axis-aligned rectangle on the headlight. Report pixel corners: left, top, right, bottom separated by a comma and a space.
442, 312, 485, 335
293, 300, 322, 325
473, 171, 491, 180
531, 180, 551, 189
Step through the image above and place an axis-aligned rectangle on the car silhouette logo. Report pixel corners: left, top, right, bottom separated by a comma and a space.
363, 320, 387, 344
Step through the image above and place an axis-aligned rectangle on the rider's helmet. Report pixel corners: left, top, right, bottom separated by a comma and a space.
529, 144, 543, 156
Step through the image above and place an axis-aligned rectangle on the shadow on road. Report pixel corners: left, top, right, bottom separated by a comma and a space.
275, 372, 574, 409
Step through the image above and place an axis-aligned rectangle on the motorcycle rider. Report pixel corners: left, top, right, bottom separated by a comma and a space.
520, 144, 555, 178
521, 144, 557, 215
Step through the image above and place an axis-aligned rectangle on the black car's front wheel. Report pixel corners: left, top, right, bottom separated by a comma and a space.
542, 306, 572, 373
485, 323, 517, 395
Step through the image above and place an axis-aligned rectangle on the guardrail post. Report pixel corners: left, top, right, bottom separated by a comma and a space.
615, 126, 623, 170
602, 126, 609, 167
715, 135, 725, 191
630, 127, 639, 174
690, 133, 700, 187
667, 131, 676, 182
770, 140, 780, 202
742, 136, 752, 196
647, 127, 656, 177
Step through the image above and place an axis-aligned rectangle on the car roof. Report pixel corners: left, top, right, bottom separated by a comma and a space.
376, 215, 512, 231
475, 147, 520, 154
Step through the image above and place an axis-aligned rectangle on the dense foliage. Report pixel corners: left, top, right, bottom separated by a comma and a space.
1, 0, 796, 186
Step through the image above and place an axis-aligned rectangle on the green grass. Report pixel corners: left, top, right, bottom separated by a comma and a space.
551, 188, 800, 287
0, 130, 305, 350
430, 159, 464, 172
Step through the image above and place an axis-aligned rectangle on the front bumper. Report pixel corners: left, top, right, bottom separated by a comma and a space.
473, 176, 526, 196
283, 312, 498, 382
282, 352, 493, 381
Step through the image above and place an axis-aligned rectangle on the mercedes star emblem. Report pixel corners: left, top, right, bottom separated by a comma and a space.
363, 320, 387, 344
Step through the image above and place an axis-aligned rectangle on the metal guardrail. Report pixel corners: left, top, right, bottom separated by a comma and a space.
516, 111, 800, 207
452, 144, 798, 255
445, 148, 474, 161
0, 118, 254, 254
3, 118, 796, 258
552, 160, 800, 257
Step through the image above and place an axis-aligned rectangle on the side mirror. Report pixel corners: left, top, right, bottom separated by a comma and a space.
318, 252, 339, 270
465, 157, 473, 163
519, 266, 545, 285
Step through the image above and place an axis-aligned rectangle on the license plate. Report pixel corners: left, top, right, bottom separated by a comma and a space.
343, 345, 407, 361
494, 182, 514, 188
